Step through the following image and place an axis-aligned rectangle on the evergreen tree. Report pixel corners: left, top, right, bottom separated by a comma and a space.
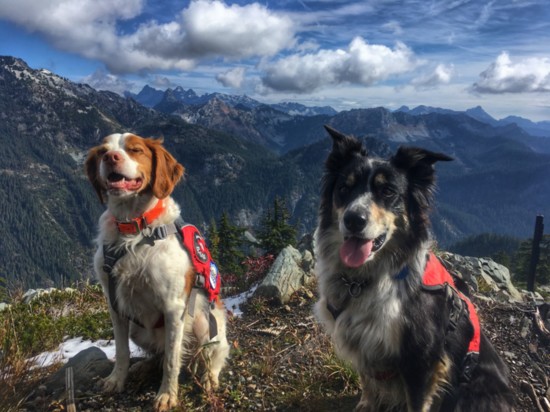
258, 196, 297, 256
513, 235, 550, 285
216, 212, 246, 277
206, 218, 220, 263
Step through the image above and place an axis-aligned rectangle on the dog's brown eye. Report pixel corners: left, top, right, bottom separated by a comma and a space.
339, 185, 350, 195
380, 186, 396, 198
128, 147, 143, 154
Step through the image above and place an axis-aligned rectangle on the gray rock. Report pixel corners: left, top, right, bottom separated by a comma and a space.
439, 252, 523, 302
255, 245, 314, 304
43, 347, 112, 398
22, 287, 59, 303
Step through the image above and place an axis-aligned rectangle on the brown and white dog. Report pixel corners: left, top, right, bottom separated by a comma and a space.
314, 126, 513, 411
85, 133, 229, 412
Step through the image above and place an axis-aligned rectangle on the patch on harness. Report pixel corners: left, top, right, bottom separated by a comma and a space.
181, 224, 221, 303
209, 262, 219, 291
193, 231, 209, 263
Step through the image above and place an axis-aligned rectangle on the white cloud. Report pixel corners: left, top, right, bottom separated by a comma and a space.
260, 37, 418, 93
182, 0, 295, 58
0, 0, 295, 74
472, 52, 550, 94
216, 67, 247, 88
0, 0, 143, 27
81, 69, 134, 95
412, 64, 453, 90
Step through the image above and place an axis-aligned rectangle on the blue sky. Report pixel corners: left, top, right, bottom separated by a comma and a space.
1, 0, 550, 121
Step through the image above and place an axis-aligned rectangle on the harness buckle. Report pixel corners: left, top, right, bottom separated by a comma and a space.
141, 225, 153, 237
153, 225, 168, 239
460, 352, 479, 383
195, 273, 205, 288
446, 284, 464, 331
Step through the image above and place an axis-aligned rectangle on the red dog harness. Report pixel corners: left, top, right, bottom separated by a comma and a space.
103, 204, 220, 336
422, 253, 480, 354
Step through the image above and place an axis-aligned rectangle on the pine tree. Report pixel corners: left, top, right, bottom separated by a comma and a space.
258, 196, 297, 256
216, 212, 246, 277
206, 218, 220, 263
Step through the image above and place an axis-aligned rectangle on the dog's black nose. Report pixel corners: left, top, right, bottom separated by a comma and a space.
344, 211, 367, 233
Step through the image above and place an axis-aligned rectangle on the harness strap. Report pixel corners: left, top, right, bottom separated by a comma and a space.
103, 245, 126, 318
103, 244, 154, 329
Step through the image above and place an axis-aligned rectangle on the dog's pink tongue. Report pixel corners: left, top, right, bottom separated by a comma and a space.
340, 237, 373, 268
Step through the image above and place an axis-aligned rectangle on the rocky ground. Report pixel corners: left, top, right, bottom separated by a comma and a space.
20, 282, 550, 412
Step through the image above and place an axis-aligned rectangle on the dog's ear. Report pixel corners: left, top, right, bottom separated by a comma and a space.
391, 147, 453, 171
324, 125, 367, 161
145, 138, 185, 199
85, 147, 105, 204
391, 147, 452, 229
391, 146, 452, 190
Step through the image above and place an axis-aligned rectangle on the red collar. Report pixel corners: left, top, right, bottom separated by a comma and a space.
114, 199, 166, 235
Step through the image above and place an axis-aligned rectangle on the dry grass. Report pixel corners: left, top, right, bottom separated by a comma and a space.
0, 283, 110, 411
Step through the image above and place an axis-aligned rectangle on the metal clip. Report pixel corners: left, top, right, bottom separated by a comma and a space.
341, 276, 367, 298
141, 225, 153, 237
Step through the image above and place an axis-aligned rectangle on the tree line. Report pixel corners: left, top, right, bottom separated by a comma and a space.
206, 196, 297, 291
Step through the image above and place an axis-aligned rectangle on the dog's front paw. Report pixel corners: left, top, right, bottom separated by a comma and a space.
100, 372, 126, 393
154, 392, 178, 412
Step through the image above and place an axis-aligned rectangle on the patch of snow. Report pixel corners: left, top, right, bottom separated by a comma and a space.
31, 337, 145, 368
224, 285, 258, 317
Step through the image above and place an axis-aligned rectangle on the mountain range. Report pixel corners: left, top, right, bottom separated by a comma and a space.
396, 105, 550, 138
1, 55, 549, 290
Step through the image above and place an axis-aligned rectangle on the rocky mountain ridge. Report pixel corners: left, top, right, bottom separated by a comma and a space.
397, 104, 550, 138
128, 84, 337, 117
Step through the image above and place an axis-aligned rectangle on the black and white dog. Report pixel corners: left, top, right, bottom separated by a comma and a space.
314, 126, 513, 411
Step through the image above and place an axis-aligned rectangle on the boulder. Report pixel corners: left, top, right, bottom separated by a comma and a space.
255, 245, 314, 304
42, 347, 112, 399
440, 252, 523, 302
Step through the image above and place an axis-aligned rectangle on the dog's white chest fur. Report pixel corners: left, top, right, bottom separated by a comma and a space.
94, 230, 190, 328
315, 274, 404, 369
